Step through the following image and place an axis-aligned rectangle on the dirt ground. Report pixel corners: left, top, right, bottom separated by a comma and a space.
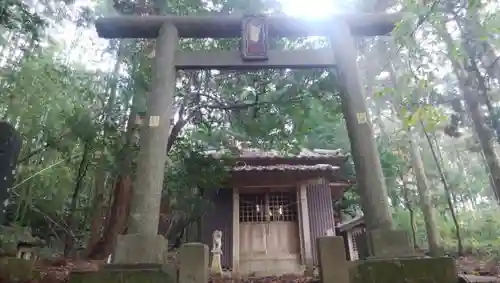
456, 256, 500, 277
2, 255, 497, 283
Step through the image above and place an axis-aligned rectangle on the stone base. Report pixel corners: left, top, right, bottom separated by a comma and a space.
113, 234, 168, 264
210, 252, 222, 275
179, 243, 208, 283
350, 257, 457, 283
316, 236, 350, 283
70, 264, 176, 283
355, 229, 414, 259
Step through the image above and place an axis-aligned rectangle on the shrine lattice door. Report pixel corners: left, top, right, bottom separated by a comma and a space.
239, 190, 300, 275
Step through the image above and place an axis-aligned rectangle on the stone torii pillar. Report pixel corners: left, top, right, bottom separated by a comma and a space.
95, 13, 408, 263
112, 23, 178, 264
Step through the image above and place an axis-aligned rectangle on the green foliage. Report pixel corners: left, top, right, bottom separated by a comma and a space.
0, 0, 45, 40
165, 137, 230, 197
162, 137, 231, 243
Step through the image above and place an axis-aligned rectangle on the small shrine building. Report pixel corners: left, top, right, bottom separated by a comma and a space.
199, 148, 352, 276
335, 215, 365, 261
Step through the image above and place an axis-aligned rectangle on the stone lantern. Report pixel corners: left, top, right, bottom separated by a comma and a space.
0, 225, 43, 260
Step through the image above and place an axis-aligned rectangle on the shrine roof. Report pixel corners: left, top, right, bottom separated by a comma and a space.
205, 147, 347, 160
207, 147, 352, 186
336, 215, 365, 232
231, 163, 339, 173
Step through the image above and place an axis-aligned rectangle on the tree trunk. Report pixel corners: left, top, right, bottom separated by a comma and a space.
409, 131, 441, 255
454, 147, 477, 212
462, 64, 500, 201
457, 16, 500, 145
86, 164, 108, 251
435, 20, 500, 203
86, 93, 138, 259
64, 143, 91, 257
86, 41, 125, 254
421, 122, 464, 255
86, 174, 132, 259
399, 172, 418, 248
459, 8, 500, 81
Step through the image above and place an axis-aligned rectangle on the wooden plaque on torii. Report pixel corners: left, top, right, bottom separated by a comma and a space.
240, 15, 269, 61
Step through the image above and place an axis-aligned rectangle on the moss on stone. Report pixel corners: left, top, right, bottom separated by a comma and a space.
0, 257, 39, 282
350, 257, 457, 283
70, 264, 177, 283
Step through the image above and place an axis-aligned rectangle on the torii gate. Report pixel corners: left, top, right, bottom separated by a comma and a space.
95, 13, 407, 263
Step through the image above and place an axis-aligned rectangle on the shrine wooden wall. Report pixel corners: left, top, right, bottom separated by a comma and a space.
306, 179, 336, 265
201, 189, 233, 268
200, 180, 336, 268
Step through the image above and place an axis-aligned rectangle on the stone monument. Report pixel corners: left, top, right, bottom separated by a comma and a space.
0, 121, 21, 225
210, 230, 223, 275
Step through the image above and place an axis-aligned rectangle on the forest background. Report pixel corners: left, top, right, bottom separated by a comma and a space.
1, 0, 500, 263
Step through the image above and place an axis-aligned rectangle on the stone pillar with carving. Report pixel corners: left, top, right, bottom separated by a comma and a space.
210, 230, 223, 275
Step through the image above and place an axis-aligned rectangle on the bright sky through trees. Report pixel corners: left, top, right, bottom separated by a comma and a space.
282, 0, 338, 17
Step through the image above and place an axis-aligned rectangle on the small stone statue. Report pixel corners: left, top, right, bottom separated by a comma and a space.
212, 230, 222, 253
210, 230, 223, 275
